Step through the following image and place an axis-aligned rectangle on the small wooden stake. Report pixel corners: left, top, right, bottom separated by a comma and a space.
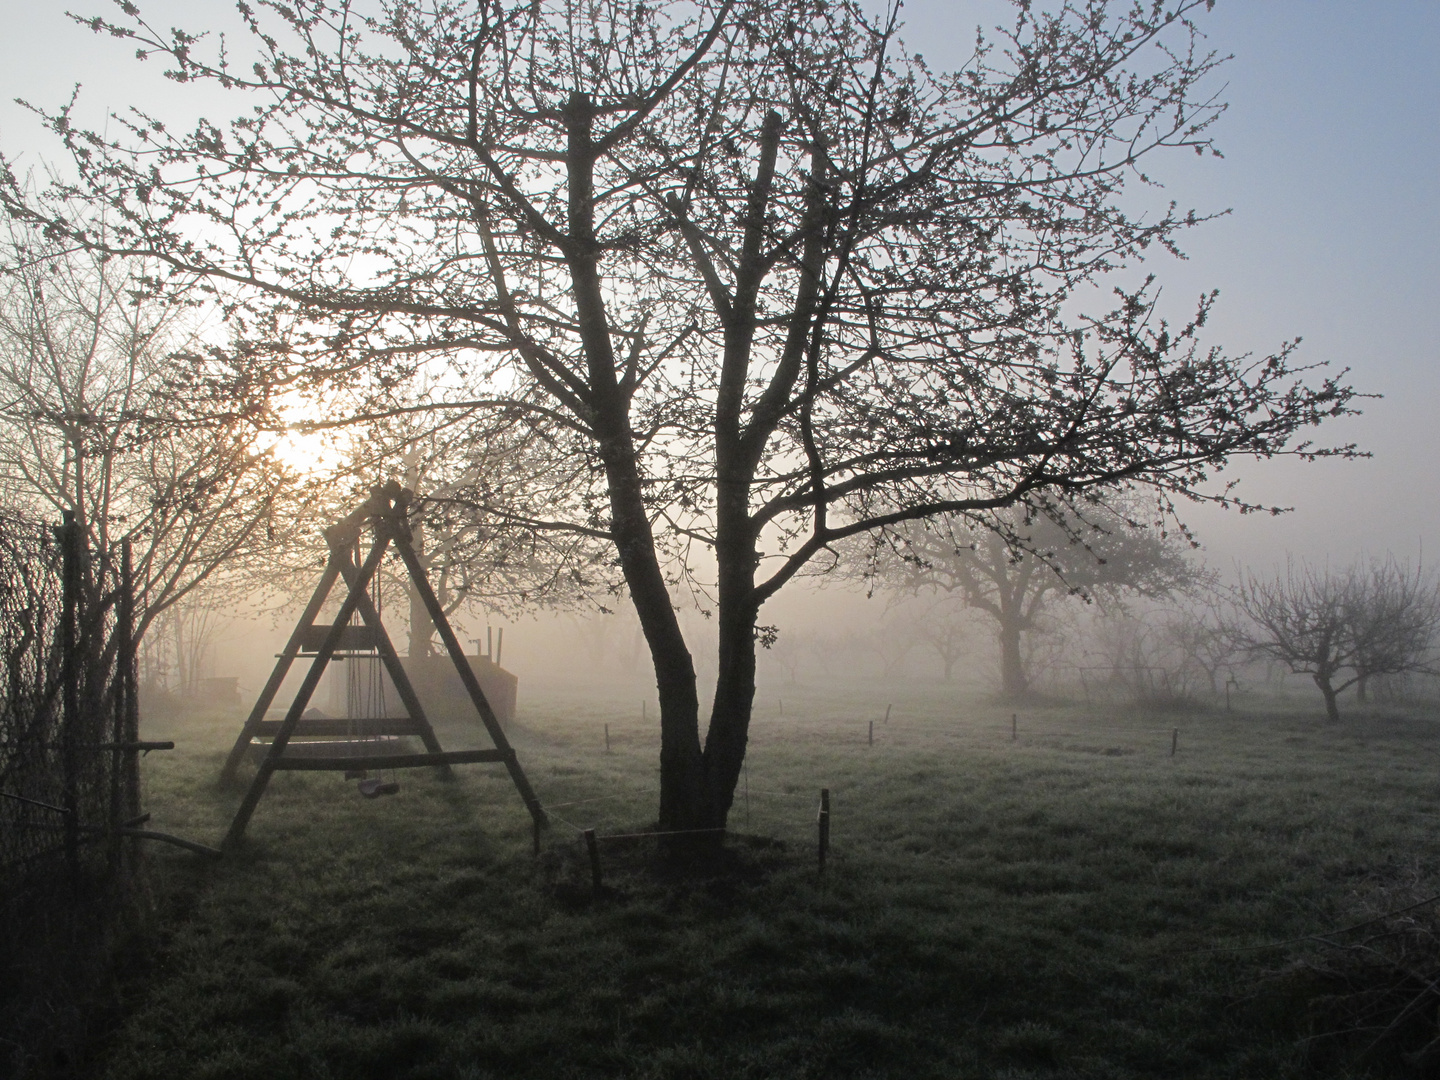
1171, 728, 1179, 757
868, 720, 874, 746
817, 788, 830, 874
1012, 713, 1017, 741
604, 723, 610, 753
779, 698, 784, 716
584, 828, 602, 891
884, 703, 892, 725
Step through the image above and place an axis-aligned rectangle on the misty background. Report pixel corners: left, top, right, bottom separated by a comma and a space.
1, 1, 1435, 709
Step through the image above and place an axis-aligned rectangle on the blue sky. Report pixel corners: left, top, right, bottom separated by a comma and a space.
2, 1, 1435, 573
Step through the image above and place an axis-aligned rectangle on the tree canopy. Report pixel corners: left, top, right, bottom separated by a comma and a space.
1, 0, 1364, 834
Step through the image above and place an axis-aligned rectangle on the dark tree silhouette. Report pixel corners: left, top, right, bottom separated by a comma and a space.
2, 0, 1363, 835
0, 218, 293, 646
1238, 557, 1440, 722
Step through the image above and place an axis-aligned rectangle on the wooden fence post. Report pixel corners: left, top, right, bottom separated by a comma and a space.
868, 720, 873, 746
884, 704, 892, 725
1012, 713, 1017, 742
817, 788, 830, 875
584, 828, 602, 891
60, 511, 80, 892
1171, 728, 1179, 757
604, 723, 610, 753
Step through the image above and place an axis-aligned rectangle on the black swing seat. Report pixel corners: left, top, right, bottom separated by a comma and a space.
246, 733, 412, 765
253, 716, 425, 738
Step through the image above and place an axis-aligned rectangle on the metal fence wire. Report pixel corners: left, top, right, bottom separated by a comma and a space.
0, 510, 144, 1077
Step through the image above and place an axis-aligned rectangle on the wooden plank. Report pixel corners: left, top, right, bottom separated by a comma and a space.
253, 717, 422, 738
296, 623, 382, 653
270, 748, 512, 772
249, 737, 405, 761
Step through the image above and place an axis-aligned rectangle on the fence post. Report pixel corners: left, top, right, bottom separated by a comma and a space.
817, 788, 830, 875
1012, 713, 1017, 742
584, 828, 602, 891
1171, 728, 1179, 757
107, 541, 137, 874
884, 703, 892, 725
868, 720, 873, 746
604, 723, 610, 753
61, 511, 81, 893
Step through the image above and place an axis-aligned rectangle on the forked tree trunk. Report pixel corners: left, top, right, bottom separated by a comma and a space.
702, 529, 760, 831
1315, 674, 1342, 723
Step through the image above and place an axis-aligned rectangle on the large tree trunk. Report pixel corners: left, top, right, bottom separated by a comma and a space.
701, 487, 760, 832
564, 92, 704, 834
606, 453, 704, 832
998, 616, 1028, 700
1315, 673, 1342, 723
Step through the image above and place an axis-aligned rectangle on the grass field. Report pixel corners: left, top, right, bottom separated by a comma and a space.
79, 679, 1440, 1078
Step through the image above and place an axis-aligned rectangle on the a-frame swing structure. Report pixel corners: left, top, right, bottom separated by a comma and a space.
220, 482, 546, 851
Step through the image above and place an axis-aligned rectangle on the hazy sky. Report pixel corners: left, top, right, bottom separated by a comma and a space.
1, 1, 1435, 576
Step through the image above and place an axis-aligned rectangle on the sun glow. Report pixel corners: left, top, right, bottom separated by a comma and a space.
262, 392, 354, 479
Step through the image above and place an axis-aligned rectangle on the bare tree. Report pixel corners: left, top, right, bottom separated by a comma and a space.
870, 502, 1203, 699
912, 598, 976, 684
3, 0, 1364, 835
0, 218, 292, 644
1158, 595, 1244, 698
1236, 557, 1440, 722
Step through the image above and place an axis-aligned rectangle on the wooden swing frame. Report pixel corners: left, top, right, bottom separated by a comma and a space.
219, 482, 546, 850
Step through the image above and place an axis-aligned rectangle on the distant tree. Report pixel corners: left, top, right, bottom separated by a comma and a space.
1157, 595, 1244, 698
1077, 600, 1236, 707
871, 502, 1203, 699
3, 0, 1364, 836
1236, 556, 1440, 722
912, 598, 976, 684
0, 218, 292, 645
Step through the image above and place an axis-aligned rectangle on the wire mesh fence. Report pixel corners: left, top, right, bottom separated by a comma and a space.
0, 510, 144, 1078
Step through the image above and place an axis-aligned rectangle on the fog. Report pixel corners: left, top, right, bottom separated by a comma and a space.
6, 2, 1437, 722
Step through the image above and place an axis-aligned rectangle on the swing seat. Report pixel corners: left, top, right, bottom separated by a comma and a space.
357, 778, 400, 798
247, 735, 412, 764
